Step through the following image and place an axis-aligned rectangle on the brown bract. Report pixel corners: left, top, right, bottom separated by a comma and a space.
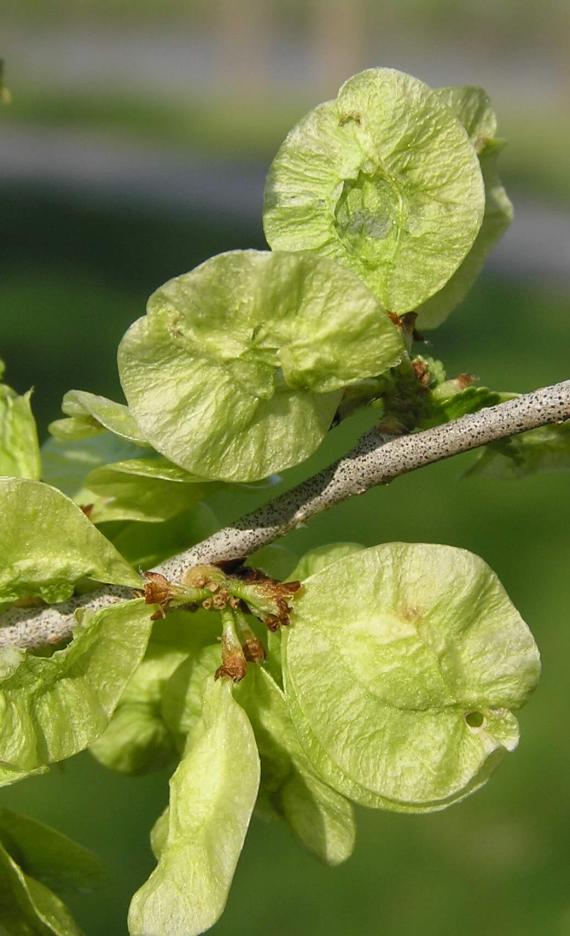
136, 571, 175, 620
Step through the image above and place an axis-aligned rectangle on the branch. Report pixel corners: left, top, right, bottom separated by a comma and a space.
1, 379, 569, 650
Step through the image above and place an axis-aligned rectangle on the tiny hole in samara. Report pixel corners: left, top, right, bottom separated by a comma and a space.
465, 711, 485, 728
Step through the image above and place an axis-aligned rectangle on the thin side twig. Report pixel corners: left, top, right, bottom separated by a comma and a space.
1, 379, 569, 650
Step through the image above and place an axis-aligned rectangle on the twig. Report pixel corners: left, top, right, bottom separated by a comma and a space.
1, 379, 569, 650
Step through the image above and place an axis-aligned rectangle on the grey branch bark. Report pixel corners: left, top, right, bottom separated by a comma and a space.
1, 379, 569, 650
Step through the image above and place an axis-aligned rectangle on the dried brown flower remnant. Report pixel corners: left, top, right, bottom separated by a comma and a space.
136, 571, 175, 620
184, 561, 302, 631
237, 576, 302, 630
211, 589, 231, 610
215, 609, 250, 682
264, 614, 282, 633
215, 649, 248, 683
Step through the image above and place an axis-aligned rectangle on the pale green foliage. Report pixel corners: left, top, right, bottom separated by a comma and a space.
46, 393, 179, 525
0, 808, 104, 893
90, 626, 180, 774
109, 502, 218, 569
42, 432, 219, 564
91, 612, 218, 774
417, 87, 513, 329
467, 421, 570, 478
161, 643, 222, 752
280, 770, 355, 866
83, 457, 212, 524
0, 370, 41, 480
118, 249, 403, 481
264, 68, 485, 313
289, 542, 364, 581
0, 600, 152, 770
0, 763, 47, 789
247, 544, 298, 580
0, 478, 141, 604
423, 377, 512, 427
41, 433, 143, 500
284, 543, 540, 810
21, 877, 83, 936
0, 841, 82, 935
149, 808, 169, 861
89, 683, 177, 776
49, 390, 148, 446
235, 666, 355, 865
436, 85, 499, 142
0, 65, 557, 936
128, 679, 260, 936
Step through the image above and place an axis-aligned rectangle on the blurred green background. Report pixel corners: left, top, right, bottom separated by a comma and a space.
1, 2, 569, 934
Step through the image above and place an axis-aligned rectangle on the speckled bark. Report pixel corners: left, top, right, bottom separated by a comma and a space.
1, 379, 568, 650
